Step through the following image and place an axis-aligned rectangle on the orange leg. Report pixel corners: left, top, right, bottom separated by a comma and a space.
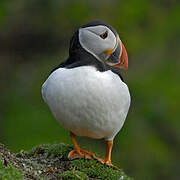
105, 140, 113, 165
94, 140, 113, 165
68, 134, 119, 170
94, 140, 119, 170
68, 132, 94, 160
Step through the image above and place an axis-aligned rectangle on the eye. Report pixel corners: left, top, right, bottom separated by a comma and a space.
100, 31, 108, 39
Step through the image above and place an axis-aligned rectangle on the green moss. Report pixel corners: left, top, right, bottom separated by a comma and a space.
70, 159, 134, 180
28, 144, 50, 156
0, 158, 3, 169
60, 170, 88, 180
0, 157, 23, 180
0, 143, 133, 179
28, 143, 73, 160
44, 143, 73, 159
27, 144, 133, 180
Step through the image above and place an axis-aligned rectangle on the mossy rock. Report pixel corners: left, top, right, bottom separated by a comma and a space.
60, 170, 88, 180
28, 143, 73, 159
69, 159, 133, 180
0, 157, 23, 180
0, 143, 134, 180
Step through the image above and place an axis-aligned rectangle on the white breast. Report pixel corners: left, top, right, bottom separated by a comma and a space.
42, 66, 130, 141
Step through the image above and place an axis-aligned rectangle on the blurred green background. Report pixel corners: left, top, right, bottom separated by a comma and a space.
0, 0, 179, 179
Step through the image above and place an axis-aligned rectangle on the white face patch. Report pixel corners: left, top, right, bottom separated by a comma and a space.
79, 25, 117, 61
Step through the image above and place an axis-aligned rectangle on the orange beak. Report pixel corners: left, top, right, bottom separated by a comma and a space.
114, 41, 128, 70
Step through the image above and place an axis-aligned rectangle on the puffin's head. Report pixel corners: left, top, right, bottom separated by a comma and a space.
69, 21, 128, 70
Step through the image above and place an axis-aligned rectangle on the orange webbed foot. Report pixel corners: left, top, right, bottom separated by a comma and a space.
68, 132, 119, 170
68, 148, 94, 160
68, 132, 96, 160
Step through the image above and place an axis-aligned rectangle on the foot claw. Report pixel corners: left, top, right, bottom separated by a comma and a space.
80, 148, 95, 157
93, 157, 119, 170
104, 161, 120, 170
68, 148, 93, 160
68, 149, 83, 160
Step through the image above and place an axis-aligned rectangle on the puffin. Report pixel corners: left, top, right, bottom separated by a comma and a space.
42, 21, 131, 168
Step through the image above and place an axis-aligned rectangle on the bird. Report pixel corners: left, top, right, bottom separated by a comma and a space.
41, 21, 130, 169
